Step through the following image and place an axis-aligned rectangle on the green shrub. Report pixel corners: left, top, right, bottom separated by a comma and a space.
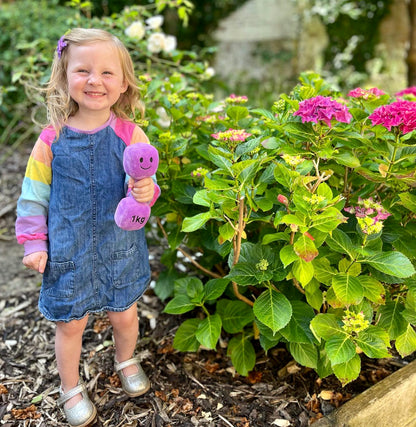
143, 71, 416, 385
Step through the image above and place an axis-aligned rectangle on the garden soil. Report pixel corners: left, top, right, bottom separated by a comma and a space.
0, 145, 413, 427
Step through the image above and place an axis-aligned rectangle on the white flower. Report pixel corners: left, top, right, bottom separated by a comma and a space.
146, 15, 164, 30
204, 67, 215, 79
156, 107, 171, 128
164, 35, 177, 53
125, 21, 145, 40
147, 32, 165, 53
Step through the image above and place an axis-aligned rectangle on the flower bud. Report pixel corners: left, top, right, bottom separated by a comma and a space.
277, 194, 289, 205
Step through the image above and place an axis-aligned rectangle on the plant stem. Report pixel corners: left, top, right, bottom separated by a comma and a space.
156, 218, 221, 279
386, 132, 400, 177
232, 195, 254, 307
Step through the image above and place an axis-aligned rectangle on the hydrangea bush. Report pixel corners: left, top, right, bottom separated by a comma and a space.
142, 67, 416, 385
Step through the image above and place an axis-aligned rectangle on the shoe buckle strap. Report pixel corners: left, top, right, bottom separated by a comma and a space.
57, 383, 85, 406
114, 357, 140, 372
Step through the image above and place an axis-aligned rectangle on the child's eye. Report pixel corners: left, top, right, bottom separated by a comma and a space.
103, 71, 113, 75
77, 69, 89, 74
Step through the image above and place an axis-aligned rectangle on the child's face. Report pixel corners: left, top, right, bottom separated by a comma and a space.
66, 41, 128, 118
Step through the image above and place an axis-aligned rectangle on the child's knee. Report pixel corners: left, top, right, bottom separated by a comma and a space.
56, 316, 88, 337
107, 308, 137, 330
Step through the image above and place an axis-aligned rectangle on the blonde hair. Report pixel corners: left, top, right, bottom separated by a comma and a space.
46, 28, 144, 133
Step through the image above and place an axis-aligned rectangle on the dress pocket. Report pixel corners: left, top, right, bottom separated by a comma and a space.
43, 260, 76, 298
112, 244, 143, 289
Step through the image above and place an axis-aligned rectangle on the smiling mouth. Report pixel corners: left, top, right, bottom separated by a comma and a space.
85, 91, 105, 96
140, 166, 151, 170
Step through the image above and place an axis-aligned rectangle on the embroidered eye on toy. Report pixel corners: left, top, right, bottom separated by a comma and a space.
114, 143, 160, 230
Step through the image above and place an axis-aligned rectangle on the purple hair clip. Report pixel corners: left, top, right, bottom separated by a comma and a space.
57, 35, 68, 58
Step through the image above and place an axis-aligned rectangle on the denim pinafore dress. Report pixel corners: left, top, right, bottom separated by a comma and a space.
38, 116, 150, 322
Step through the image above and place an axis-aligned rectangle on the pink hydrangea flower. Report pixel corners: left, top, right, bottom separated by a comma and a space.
368, 99, 416, 134
293, 95, 352, 127
348, 87, 385, 99
226, 94, 248, 104
396, 87, 416, 97
211, 128, 252, 142
344, 197, 391, 235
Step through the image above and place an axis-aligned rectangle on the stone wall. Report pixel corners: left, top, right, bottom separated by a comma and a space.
212, 0, 410, 96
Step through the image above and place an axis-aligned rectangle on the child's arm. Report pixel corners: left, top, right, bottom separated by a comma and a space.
15, 129, 53, 259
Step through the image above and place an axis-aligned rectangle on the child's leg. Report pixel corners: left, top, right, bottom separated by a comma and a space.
107, 304, 139, 376
55, 315, 89, 408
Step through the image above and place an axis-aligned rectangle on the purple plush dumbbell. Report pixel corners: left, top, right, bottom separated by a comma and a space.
114, 143, 160, 230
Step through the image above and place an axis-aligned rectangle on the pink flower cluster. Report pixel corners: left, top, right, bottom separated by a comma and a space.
368, 99, 416, 134
344, 198, 391, 223
226, 94, 248, 104
293, 95, 352, 127
211, 128, 252, 142
396, 87, 416, 97
347, 87, 385, 99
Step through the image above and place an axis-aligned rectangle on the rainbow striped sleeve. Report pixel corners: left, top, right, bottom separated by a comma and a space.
15, 127, 54, 256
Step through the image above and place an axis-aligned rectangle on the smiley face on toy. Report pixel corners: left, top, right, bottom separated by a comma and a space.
123, 143, 158, 179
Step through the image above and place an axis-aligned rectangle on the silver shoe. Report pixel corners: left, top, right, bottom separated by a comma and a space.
114, 357, 150, 397
57, 381, 97, 427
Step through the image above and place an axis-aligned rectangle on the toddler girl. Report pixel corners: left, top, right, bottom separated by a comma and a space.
15, 28, 159, 427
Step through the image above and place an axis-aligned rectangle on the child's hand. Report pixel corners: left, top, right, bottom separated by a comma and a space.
22, 251, 48, 274
128, 177, 155, 203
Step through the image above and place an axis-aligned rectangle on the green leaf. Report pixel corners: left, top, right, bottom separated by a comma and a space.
359, 276, 386, 304
163, 294, 196, 314
378, 301, 408, 340
195, 313, 222, 349
316, 348, 333, 379
181, 211, 212, 232
204, 278, 229, 301
204, 176, 234, 190
333, 151, 361, 168
313, 258, 337, 286
398, 192, 416, 213
217, 299, 254, 333
395, 324, 416, 357
325, 334, 356, 365
253, 288, 292, 333
292, 258, 314, 287
274, 162, 299, 189
186, 278, 204, 300
362, 251, 416, 278
281, 213, 306, 227
227, 262, 269, 286
312, 207, 345, 232
280, 300, 316, 343
332, 354, 361, 386
226, 105, 249, 122
173, 319, 202, 352
218, 222, 235, 243
193, 190, 211, 207
294, 234, 319, 262
305, 279, 324, 310
227, 334, 256, 376
332, 273, 364, 305
310, 313, 343, 341
256, 320, 282, 352
326, 229, 357, 259
280, 245, 299, 268
289, 342, 318, 369
355, 326, 391, 359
